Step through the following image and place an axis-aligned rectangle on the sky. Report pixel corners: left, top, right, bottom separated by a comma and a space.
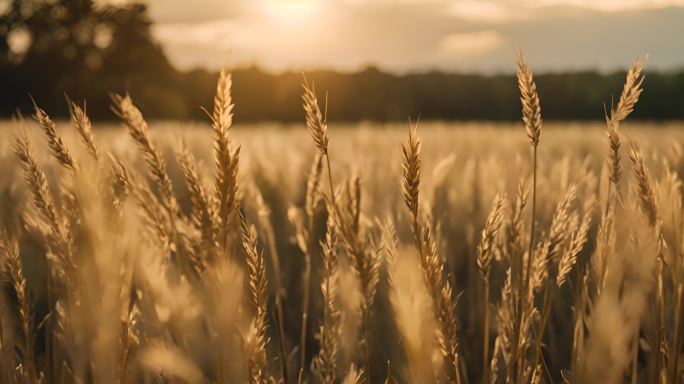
106, 0, 684, 74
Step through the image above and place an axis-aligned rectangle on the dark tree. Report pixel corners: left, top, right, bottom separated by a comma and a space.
0, 0, 182, 118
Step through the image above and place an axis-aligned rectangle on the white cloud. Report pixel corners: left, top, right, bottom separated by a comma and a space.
516, 0, 684, 11
143, 0, 684, 73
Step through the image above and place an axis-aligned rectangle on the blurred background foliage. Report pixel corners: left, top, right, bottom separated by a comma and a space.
1, 0, 684, 122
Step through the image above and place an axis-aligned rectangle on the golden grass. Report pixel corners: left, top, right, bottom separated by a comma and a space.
0, 54, 683, 384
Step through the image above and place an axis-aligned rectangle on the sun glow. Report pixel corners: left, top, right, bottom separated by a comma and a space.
262, 0, 321, 24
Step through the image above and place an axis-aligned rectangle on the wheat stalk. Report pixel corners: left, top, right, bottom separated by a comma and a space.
299, 152, 324, 379
311, 212, 341, 384
210, 69, 242, 252
241, 214, 270, 384
556, 209, 592, 288
401, 122, 460, 383
514, 51, 543, 383
302, 78, 329, 156
628, 142, 658, 228
111, 94, 179, 220
516, 52, 542, 149
0, 228, 36, 382
605, 57, 646, 196
67, 99, 101, 163
14, 128, 76, 285
333, 176, 381, 382
33, 102, 76, 171
477, 193, 506, 278
176, 142, 216, 259
477, 193, 506, 383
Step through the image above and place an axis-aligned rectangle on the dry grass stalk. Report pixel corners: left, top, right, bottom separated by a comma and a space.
514, 51, 543, 383
516, 52, 542, 149
477, 193, 506, 383
240, 215, 270, 384
108, 154, 132, 211
33, 102, 76, 171
14, 128, 76, 285
253, 191, 289, 383
557, 209, 593, 288
609, 57, 646, 127
67, 99, 101, 163
605, 57, 645, 192
627, 141, 669, 382
476, 193, 506, 278
210, 69, 242, 251
111, 94, 179, 219
334, 177, 381, 382
0, 228, 36, 381
402, 124, 421, 229
302, 78, 329, 156
128, 175, 174, 253
177, 142, 216, 260
628, 142, 659, 228
508, 179, 529, 291
401, 123, 460, 383
299, 152, 324, 378
306, 153, 324, 218
311, 213, 341, 384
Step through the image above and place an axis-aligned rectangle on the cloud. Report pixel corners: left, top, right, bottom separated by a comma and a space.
447, 1, 525, 23
440, 31, 505, 57
143, 0, 684, 73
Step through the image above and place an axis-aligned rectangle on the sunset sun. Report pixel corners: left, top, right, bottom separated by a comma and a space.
262, 0, 321, 23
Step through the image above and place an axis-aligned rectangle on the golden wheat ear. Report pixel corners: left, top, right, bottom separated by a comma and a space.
401, 123, 461, 383
0, 227, 37, 382
175, 141, 216, 264
610, 57, 646, 126
32, 100, 76, 171
240, 215, 270, 384
111, 93, 179, 221
208, 68, 241, 250
605, 57, 646, 190
401, 122, 421, 223
515, 51, 542, 149
301, 76, 329, 156
66, 97, 101, 164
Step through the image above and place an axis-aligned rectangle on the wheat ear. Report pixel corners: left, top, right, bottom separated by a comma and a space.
302, 77, 329, 156
0, 228, 36, 382
33, 102, 76, 171
605, 57, 646, 196
402, 122, 460, 383
111, 94, 179, 219
477, 193, 506, 383
67, 98, 101, 163
240, 214, 269, 384
209, 69, 242, 251
514, 51, 543, 382
176, 142, 216, 257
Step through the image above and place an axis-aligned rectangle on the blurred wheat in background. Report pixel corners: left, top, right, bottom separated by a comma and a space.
0, 48, 682, 384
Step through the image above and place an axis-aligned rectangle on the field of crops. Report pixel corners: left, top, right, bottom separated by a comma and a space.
0, 60, 683, 384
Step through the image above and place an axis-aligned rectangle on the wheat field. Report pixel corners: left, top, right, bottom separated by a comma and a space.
0, 58, 683, 384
